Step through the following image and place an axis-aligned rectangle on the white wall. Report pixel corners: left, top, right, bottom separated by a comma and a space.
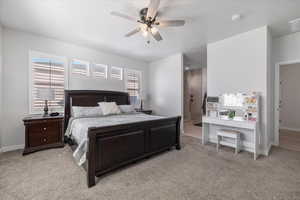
280, 63, 300, 131
207, 26, 271, 155
148, 53, 183, 118
0, 24, 3, 150
1, 27, 149, 150
273, 32, 300, 63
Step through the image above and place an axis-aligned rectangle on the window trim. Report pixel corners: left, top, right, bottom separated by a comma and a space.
110, 66, 123, 80
29, 50, 68, 114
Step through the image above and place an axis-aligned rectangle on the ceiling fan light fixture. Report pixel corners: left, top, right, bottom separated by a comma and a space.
151, 27, 158, 34
142, 29, 149, 37
111, 0, 185, 42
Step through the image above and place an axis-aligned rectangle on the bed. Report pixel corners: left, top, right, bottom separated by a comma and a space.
64, 90, 181, 187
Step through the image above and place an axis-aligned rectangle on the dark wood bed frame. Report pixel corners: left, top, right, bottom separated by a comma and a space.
64, 90, 181, 188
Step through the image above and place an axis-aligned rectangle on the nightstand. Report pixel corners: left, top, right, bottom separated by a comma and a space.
23, 114, 64, 155
135, 109, 152, 115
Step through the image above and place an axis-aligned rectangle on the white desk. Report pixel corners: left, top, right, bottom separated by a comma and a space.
202, 116, 260, 160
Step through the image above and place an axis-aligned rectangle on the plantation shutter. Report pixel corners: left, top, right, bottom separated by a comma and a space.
71, 59, 89, 76
92, 64, 108, 78
125, 69, 141, 105
31, 57, 65, 112
110, 66, 123, 80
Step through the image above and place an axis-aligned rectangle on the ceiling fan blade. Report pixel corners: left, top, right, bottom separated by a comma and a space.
111, 11, 136, 22
151, 29, 163, 41
147, 0, 160, 20
157, 20, 185, 27
125, 27, 141, 37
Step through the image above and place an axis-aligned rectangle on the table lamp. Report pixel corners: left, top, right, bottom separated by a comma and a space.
138, 90, 147, 110
37, 88, 55, 116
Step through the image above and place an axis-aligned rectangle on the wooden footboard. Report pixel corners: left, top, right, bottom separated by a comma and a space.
86, 116, 181, 187
63, 90, 181, 188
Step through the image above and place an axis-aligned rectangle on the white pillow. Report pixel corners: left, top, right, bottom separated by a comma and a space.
72, 106, 103, 118
119, 105, 136, 114
98, 102, 121, 116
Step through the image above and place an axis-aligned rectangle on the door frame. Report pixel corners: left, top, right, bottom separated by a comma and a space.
274, 60, 300, 146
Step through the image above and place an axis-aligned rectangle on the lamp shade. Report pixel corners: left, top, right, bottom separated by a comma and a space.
37, 88, 55, 101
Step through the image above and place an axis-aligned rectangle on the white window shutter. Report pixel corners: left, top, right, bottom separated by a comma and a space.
110, 66, 123, 80
31, 56, 66, 113
125, 69, 142, 105
92, 64, 108, 78
71, 59, 89, 76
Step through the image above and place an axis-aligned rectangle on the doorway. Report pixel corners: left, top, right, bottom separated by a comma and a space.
183, 67, 206, 139
275, 61, 300, 151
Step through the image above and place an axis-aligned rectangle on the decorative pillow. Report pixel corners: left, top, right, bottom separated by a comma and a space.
98, 102, 121, 115
72, 106, 103, 118
119, 105, 136, 114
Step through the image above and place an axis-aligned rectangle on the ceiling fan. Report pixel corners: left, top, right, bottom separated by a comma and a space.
111, 0, 185, 43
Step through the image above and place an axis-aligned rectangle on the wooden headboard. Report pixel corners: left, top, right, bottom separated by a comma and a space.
64, 90, 130, 131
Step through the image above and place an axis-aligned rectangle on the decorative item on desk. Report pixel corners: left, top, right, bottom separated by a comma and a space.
244, 112, 249, 120
228, 110, 236, 119
37, 88, 55, 116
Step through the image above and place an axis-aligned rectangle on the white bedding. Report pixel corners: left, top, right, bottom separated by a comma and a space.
65, 113, 165, 165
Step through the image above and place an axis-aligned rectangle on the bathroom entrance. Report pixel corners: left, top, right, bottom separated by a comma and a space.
184, 67, 207, 139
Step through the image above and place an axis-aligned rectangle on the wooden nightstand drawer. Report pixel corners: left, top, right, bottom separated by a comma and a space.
28, 122, 60, 135
29, 133, 59, 147
23, 115, 64, 155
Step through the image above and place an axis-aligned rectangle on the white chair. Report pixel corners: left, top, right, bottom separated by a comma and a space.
217, 129, 241, 154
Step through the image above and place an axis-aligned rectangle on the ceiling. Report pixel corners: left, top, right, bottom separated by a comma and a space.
1, 0, 300, 65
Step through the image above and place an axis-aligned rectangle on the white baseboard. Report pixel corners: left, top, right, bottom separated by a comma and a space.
280, 126, 300, 132
0, 144, 24, 153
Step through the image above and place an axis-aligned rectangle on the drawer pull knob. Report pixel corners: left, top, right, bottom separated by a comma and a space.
43, 128, 47, 131
43, 138, 47, 142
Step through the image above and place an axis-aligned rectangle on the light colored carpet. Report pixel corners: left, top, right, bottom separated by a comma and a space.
1, 136, 300, 200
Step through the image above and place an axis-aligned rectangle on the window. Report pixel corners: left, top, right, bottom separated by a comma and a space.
110, 66, 123, 80
125, 69, 142, 105
29, 51, 67, 113
71, 59, 89, 76
92, 64, 108, 78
